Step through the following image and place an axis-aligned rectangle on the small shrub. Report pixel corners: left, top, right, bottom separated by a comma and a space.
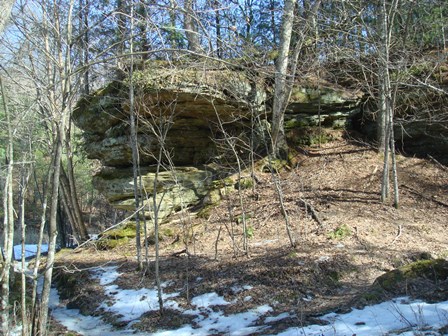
96, 237, 129, 250
244, 226, 255, 239
328, 224, 352, 240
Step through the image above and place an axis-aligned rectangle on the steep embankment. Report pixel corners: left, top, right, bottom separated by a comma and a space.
53, 137, 448, 334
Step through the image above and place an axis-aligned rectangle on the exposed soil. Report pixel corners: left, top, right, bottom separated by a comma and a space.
53, 135, 448, 335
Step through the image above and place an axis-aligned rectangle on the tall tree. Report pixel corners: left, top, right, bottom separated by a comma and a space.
271, 0, 296, 158
271, 0, 321, 158
0, 75, 15, 336
378, 0, 399, 207
37, 0, 74, 331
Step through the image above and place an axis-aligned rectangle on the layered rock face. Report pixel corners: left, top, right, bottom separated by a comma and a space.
73, 64, 363, 220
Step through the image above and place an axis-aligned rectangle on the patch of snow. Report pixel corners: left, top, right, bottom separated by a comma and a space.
91, 266, 180, 322
275, 297, 448, 336
244, 296, 252, 302
302, 294, 314, 302
264, 312, 291, 324
231, 284, 253, 294
101, 284, 180, 321
88, 234, 99, 240
191, 304, 272, 336
161, 280, 175, 288
48, 278, 144, 336
90, 266, 121, 285
191, 292, 230, 308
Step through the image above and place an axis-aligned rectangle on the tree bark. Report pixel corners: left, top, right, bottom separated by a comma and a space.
38, 0, 74, 332
39, 126, 65, 335
60, 160, 88, 242
271, 0, 297, 159
0, 75, 14, 336
184, 0, 202, 53
129, 2, 143, 271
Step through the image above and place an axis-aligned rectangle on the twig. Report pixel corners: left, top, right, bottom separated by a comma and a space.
75, 204, 147, 250
401, 184, 448, 208
427, 154, 448, 172
297, 198, 325, 231
389, 224, 402, 245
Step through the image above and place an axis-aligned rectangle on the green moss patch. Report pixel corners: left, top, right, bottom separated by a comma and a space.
96, 222, 137, 250
376, 259, 448, 292
360, 259, 448, 305
102, 222, 137, 240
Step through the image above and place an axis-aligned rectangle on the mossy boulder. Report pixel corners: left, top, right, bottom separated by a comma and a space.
375, 259, 448, 292
96, 222, 137, 250
145, 227, 178, 245
361, 259, 448, 304
102, 222, 137, 239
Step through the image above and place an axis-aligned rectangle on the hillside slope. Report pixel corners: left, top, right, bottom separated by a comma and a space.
54, 136, 448, 334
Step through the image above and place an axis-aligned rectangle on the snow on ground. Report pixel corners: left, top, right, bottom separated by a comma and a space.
46, 265, 448, 335
91, 266, 180, 322
277, 298, 448, 335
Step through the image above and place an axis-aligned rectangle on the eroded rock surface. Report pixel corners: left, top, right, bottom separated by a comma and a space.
73, 63, 363, 220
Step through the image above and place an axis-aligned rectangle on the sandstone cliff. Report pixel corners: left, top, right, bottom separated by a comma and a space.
71, 62, 365, 220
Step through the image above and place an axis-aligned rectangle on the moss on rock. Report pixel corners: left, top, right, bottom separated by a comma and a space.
96, 222, 137, 250
375, 259, 448, 292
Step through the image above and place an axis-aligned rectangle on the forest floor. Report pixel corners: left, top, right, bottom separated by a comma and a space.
51, 134, 448, 335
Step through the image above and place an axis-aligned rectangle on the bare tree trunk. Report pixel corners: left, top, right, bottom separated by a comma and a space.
271, 0, 297, 158
78, 0, 89, 94
116, 0, 128, 67
213, 0, 223, 58
38, 125, 65, 335
379, 0, 399, 205
390, 118, 399, 208
381, 117, 390, 202
60, 162, 88, 242
0, 75, 14, 336
63, 122, 85, 241
153, 148, 164, 313
377, 75, 387, 152
38, 0, 75, 331
18, 164, 31, 336
30, 154, 53, 336
184, 0, 202, 53
128, 2, 143, 271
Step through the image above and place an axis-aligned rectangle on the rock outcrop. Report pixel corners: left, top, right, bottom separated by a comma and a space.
73, 63, 364, 220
